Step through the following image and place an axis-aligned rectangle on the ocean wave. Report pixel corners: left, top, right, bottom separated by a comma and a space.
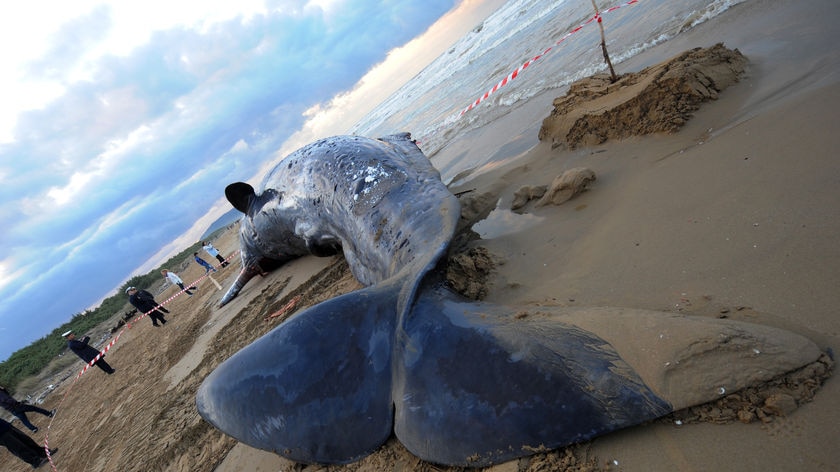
354, 0, 748, 158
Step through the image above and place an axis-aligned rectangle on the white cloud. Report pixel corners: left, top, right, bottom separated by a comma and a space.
47, 172, 95, 206
229, 139, 250, 153
0, 0, 269, 143
42, 123, 154, 208
77, 0, 268, 57
0, 260, 23, 292
304, 0, 343, 17
273, 0, 505, 158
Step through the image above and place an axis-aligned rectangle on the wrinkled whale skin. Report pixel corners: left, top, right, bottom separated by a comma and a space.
197, 133, 821, 467
218, 132, 454, 307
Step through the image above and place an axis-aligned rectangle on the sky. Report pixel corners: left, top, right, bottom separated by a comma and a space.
0, 0, 506, 361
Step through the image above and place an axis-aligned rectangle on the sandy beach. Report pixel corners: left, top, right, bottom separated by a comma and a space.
12, 0, 839, 471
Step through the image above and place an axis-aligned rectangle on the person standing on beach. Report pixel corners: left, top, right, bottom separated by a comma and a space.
0, 386, 54, 433
162, 269, 196, 296
126, 287, 170, 327
0, 418, 55, 468
193, 252, 217, 274
62, 331, 115, 374
202, 241, 229, 267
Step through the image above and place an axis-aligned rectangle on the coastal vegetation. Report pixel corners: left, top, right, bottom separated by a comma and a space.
0, 229, 228, 393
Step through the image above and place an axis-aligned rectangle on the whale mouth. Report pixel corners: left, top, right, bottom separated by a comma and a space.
256, 256, 289, 272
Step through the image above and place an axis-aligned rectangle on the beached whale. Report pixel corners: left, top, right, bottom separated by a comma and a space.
196, 133, 822, 466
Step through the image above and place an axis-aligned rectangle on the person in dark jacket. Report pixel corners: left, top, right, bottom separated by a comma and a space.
126, 286, 169, 327
0, 386, 54, 433
0, 418, 56, 468
62, 331, 115, 374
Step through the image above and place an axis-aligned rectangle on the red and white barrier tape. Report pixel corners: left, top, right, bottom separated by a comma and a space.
42, 250, 239, 470
458, 0, 638, 116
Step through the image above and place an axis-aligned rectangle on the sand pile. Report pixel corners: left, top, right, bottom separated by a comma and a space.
538, 43, 747, 149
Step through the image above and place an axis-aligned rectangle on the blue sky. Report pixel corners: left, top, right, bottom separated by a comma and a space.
0, 0, 505, 361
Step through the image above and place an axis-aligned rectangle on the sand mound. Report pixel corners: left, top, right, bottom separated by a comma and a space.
510, 167, 597, 212
538, 43, 747, 149
445, 246, 495, 300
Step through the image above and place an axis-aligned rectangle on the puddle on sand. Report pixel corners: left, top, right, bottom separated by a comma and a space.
472, 206, 545, 239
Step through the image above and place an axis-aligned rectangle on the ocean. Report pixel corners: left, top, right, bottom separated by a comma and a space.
349, 0, 747, 182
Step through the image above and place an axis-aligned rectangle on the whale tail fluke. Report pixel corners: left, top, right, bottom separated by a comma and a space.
198, 280, 402, 464
201, 278, 823, 467
393, 285, 823, 466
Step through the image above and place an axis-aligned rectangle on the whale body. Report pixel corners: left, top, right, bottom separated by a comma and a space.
197, 133, 822, 466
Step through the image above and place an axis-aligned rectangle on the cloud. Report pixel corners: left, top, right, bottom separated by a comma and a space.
0, 0, 465, 361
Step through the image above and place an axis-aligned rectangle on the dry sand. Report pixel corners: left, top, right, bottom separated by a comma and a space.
10, 0, 839, 471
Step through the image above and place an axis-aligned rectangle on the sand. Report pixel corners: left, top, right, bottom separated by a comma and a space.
10, 0, 839, 471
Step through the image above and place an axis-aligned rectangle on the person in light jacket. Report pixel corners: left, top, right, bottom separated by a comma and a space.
161, 269, 195, 296
202, 241, 229, 267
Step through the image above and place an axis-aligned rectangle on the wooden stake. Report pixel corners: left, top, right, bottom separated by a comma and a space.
591, 0, 618, 82
207, 273, 223, 290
